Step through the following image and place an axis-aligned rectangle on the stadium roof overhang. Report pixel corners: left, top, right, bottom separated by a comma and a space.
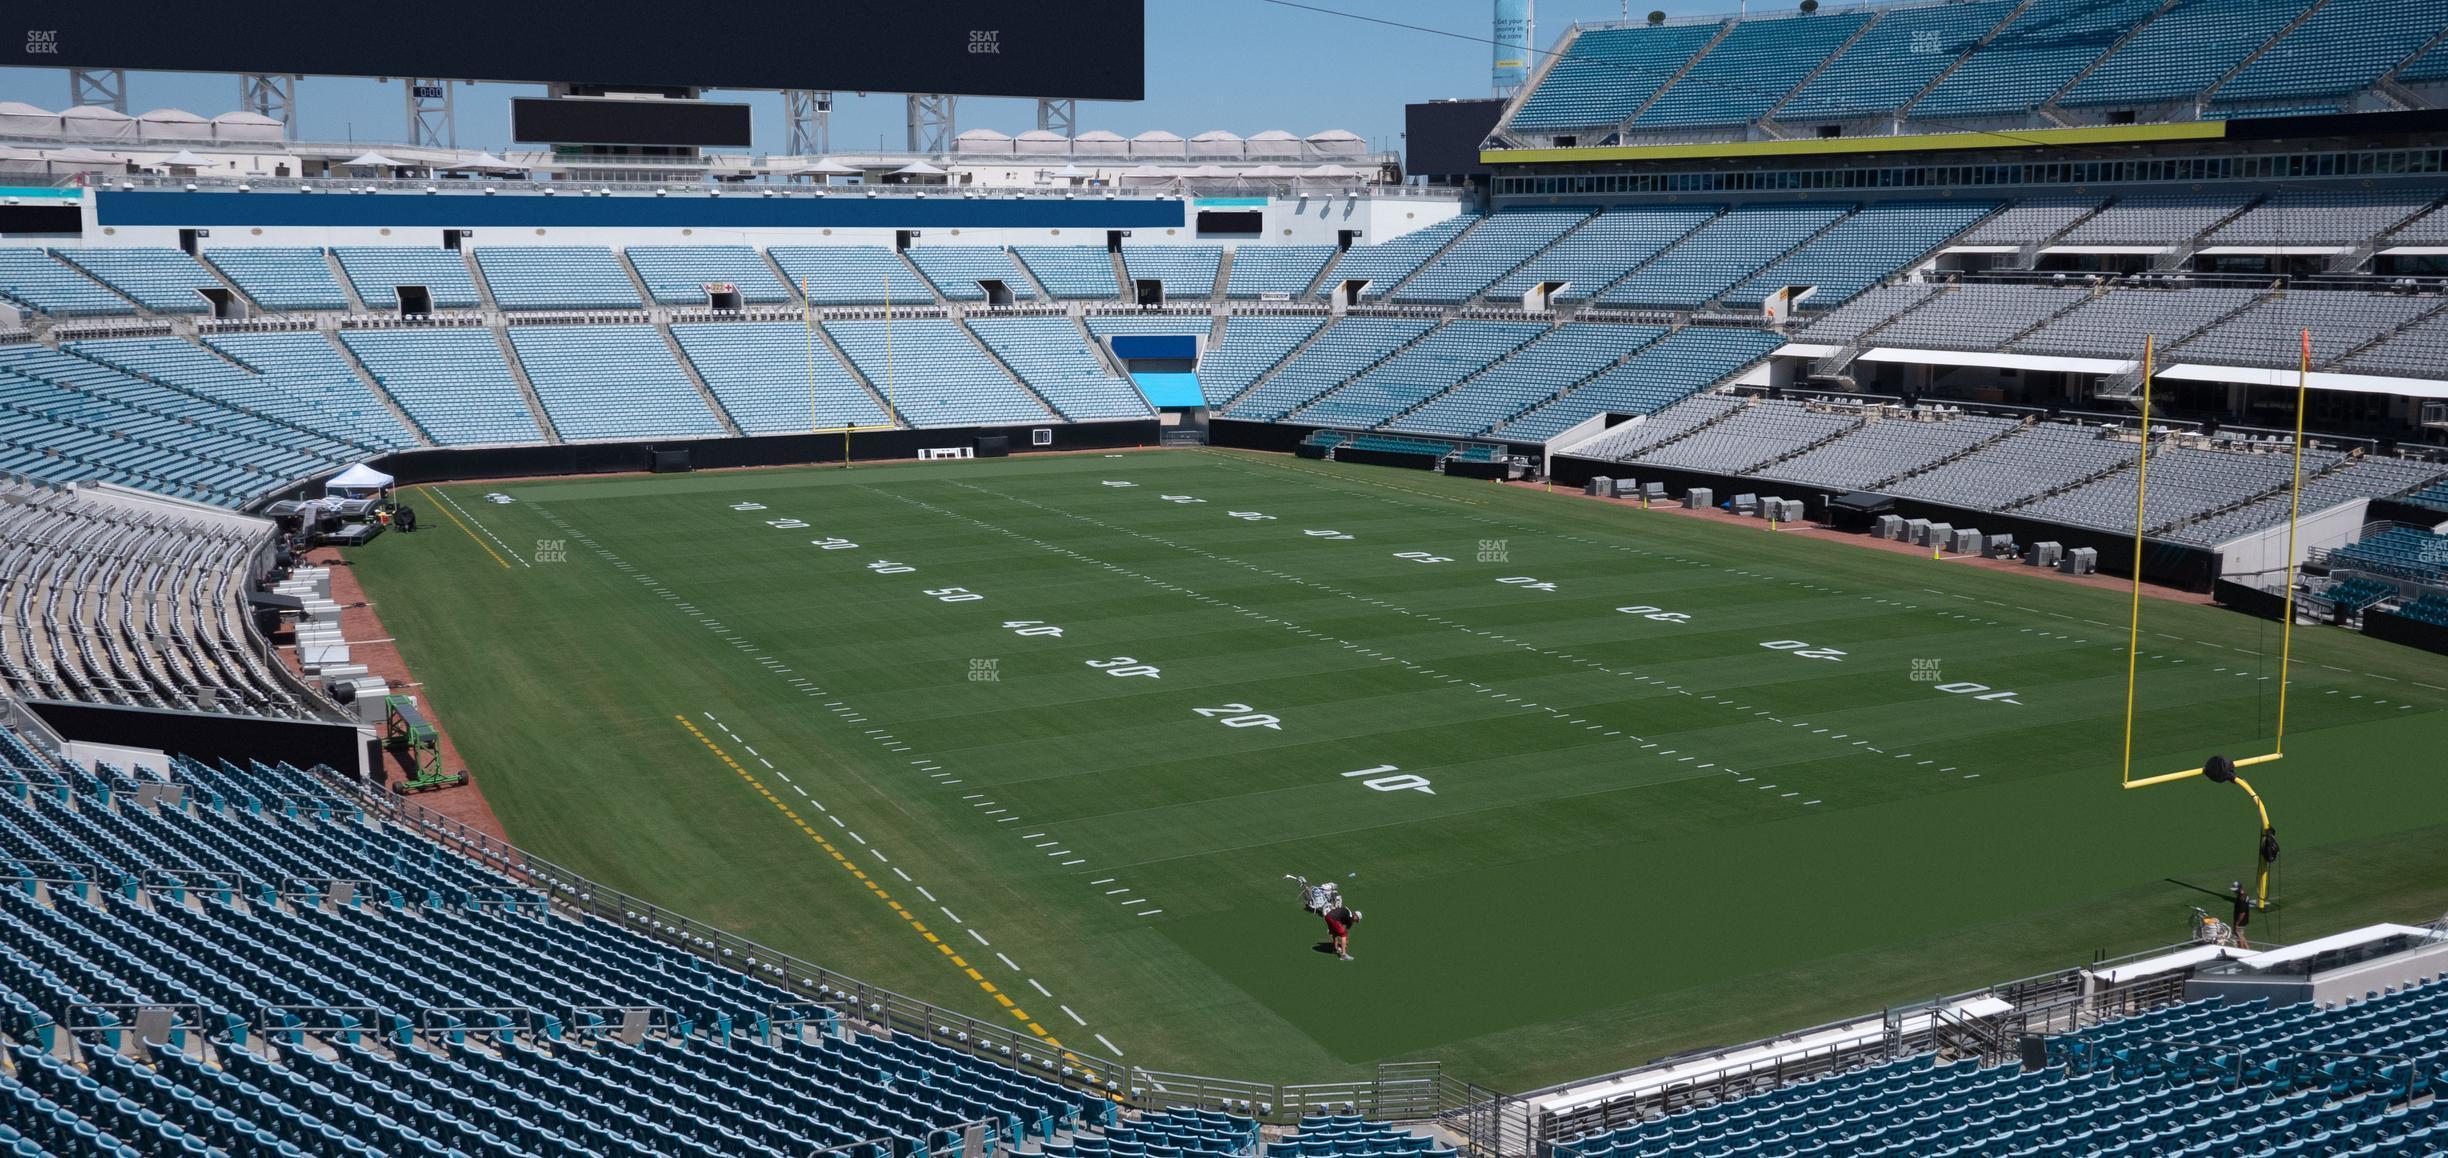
2196, 245, 2350, 256
1481, 121, 2226, 166
2158, 364, 2448, 400
1859, 348, 2136, 375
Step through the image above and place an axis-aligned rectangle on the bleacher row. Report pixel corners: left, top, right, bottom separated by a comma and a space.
1505, 0, 2448, 141
0, 482, 311, 719
1574, 395, 2448, 545
1, 188, 2439, 327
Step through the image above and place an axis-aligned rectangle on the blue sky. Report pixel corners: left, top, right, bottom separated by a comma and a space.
0, 0, 1743, 155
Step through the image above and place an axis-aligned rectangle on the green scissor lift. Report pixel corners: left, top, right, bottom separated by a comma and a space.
384, 695, 465, 793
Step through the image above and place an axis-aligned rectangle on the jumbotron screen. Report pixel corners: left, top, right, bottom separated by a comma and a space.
10, 1, 1145, 99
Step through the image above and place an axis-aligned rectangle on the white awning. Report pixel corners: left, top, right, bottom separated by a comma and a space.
1860, 347, 2137, 375
2380, 246, 2448, 256
2088, 944, 2244, 986
1939, 245, 2020, 254
343, 151, 402, 168
891, 160, 948, 176
1773, 343, 1841, 360
2159, 363, 2448, 399
2038, 245, 2169, 255
326, 463, 395, 490
156, 149, 214, 168
2195, 245, 2348, 256
2234, 923, 2437, 970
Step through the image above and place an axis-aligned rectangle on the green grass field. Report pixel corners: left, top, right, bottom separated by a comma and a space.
348, 448, 2448, 1093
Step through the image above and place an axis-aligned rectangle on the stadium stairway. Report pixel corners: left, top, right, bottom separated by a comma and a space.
1611, 20, 1739, 133
1865, 415, 2034, 491
1209, 249, 1235, 300
1109, 249, 1135, 306
1564, 209, 1732, 309
1370, 218, 1498, 303
1380, 321, 1568, 428
955, 317, 1067, 423
1466, 214, 1608, 310
488, 326, 563, 444
2032, 0, 2181, 111
810, 320, 906, 427
654, 322, 747, 438
1891, 0, 2035, 120
617, 251, 659, 311
320, 250, 370, 314
461, 247, 499, 312
322, 330, 434, 444
1754, 11, 1889, 127
1213, 316, 1340, 412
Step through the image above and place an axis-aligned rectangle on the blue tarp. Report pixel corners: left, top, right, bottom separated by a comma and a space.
1130, 371, 1206, 409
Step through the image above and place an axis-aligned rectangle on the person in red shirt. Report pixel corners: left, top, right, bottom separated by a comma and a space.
1323, 902, 1355, 961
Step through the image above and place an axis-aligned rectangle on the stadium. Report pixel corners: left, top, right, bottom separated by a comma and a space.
4, 0, 2448, 1151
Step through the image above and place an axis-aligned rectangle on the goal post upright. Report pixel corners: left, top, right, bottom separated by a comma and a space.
2121, 331, 2307, 790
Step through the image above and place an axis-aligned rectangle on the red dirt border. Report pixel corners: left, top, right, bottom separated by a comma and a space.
280, 546, 507, 842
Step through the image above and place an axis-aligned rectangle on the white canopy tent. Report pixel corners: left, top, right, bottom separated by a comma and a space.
62, 105, 136, 141
210, 111, 284, 143
0, 102, 56, 137
136, 108, 211, 142
325, 463, 395, 496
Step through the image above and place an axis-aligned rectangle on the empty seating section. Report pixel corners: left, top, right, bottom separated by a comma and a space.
824, 318, 1050, 427
202, 248, 350, 312
1495, 328, 1782, 443
507, 326, 723, 441
770, 246, 934, 306
2012, 288, 2262, 358
1957, 197, 2102, 245
2209, 191, 2440, 245
1598, 205, 1848, 309
340, 329, 544, 445
331, 248, 480, 310
2214, 0, 2448, 103
52, 249, 219, 314
1334, 215, 1482, 301
1487, 206, 1720, 302
2340, 313, 2448, 379
2390, 204, 2448, 245
2060, 0, 2312, 107
1630, 399, 1863, 474
1560, 1021, 2448, 1158
2331, 526, 2448, 582
1076, 1109, 1260, 1158
1884, 421, 2138, 508
0, 723, 1109, 1157
1225, 317, 1437, 420
2172, 454, 2448, 545
1396, 209, 1590, 304
2325, 576, 2400, 610
1269, 1117, 1454, 1158
1912, 0, 2167, 118
1293, 321, 1546, 429
1872, 284, 2089, 350
66, 337, 404, 457
1790, 284, 1940, 346
1726, 201, 1995, 308
471, 247, 643, 310
2061, 193, 2252, 245
1510, 22, 1726, 131
1568, 393, 1747, 461
1184, 316, 1321, 406
2017, 443, 2325, 533
623, 246, 792, 305
907, 247, 1035, 302
1223, 246, 1335, 299
2406, 39, 2448, 84
1788, 3, 2017, 122
1635, 10, 1874, 128
1012, 247, 1120, 299
1760, 411, 2023, 490
0, 250, 129, 316
966, 317, 1152, 420
205, 332, 419, 450
0, 345, 351, 506
1392, 324, 1662, 438
2175, 292, 2438, 370
671, 323, 892, 434
1120, 246, 1222, 299
0, 483, 307, 715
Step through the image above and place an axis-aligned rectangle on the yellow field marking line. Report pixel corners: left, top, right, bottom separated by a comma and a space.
418, 485, 512, 570
672, 716, 1085, 1061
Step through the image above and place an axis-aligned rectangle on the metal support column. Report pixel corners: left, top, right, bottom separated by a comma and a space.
404, 78, 455, 149
783, 89, 833, 156
1035, 98, 1077, 139
68, 68, 127, 114
905, 94, 956, 154
239, 74, 296, 138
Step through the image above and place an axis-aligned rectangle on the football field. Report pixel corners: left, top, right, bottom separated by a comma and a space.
349, 448, 2448, 1092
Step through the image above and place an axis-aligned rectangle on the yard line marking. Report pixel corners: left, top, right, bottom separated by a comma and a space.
1091, 878, 1116, 885
917, 886, 937, 902
941, 907, 963, 923
968, 929, 991, 947
1062, 1005, 1087, 1026
1028, 979, 1052, 998
1095, 1034, 1124, 1056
